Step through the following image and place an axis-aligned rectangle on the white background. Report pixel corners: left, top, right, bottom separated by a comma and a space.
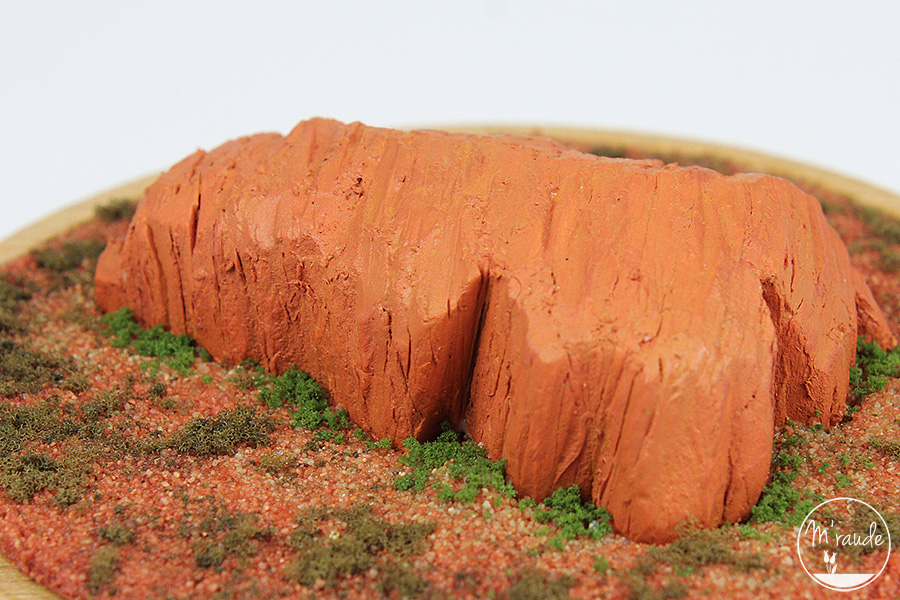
2, 1, 899, 242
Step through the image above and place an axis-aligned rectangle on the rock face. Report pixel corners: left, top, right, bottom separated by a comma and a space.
95, 118, 895, 542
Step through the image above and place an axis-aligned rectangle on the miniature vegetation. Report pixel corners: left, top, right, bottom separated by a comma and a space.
178, 498, 275, 569
255, 365, 348, 432
164, 404, 273, 456
0, 338, 83, 397
103, 306, 208, 375
32, 239, 106, 274
849, 336, 900, 397
750, 425, 825, 528
94, 198, 137, 222
284, 503, 435, 591
523, 485, 613, 549
393, 422, 516, 502
503, 566, 575, 600
0, 277, 29, 334
87, 545, 122, 595
0, 392, 129, 506
619, 524, 766, 600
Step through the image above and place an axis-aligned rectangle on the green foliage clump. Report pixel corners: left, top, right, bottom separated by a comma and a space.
132, 325, 197, 375
102, 307, 143, 348
165, 405, 273, 456
94, 198, 137, 222
32, 239, 106, 273
750, 470, 822, 527
503, 566, 575, 600
255, 366, 344, 431
0, 338, 80, 397
366, 437, 392, 451
849, 336, 900, 397
285, 503, 435, 587
531, 485, 613, 545
102, 307, 206, 375
87, 545, 121, 595
393, 423, 516, 502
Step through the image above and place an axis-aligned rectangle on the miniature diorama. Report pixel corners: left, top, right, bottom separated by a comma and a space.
1, 119, 899, 599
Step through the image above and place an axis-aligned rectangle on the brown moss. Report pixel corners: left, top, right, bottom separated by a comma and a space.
0, 448, 93, 505
285, 503, 435, 587
255, 452, 299, 475
87, 545, 121, 595
94, 198, 137, 223
32, 239, 106, 273
164, 404, 274, 456
98, 524, 136, 545
503, 566, 575, 600
178, 499, 274, 569
0, 338, 80, 397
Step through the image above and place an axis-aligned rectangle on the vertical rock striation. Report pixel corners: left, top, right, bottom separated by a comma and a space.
95, 118, 895, 542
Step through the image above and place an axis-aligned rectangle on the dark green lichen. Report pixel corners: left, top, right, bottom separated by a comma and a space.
0, 449, 92, 505
98, 524, 136, 545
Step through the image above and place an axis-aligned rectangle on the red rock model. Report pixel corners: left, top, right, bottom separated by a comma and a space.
95, 118, 895, 542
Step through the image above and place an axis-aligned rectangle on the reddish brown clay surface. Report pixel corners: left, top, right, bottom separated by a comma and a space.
95, 118, 894, 542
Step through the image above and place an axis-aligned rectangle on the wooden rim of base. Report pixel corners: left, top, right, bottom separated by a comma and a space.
1, 126, 900, 600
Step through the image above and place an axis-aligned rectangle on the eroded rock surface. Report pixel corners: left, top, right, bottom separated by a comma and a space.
95, 118, 895, 542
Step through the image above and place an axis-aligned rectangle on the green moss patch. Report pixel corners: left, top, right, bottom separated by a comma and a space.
394, 422, 516, 502
849, 337, 900, 397
529, 485, 613, 547
254, 366, 344, 431
102, 307, 207, 376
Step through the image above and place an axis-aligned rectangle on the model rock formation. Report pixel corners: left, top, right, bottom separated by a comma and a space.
95, 118, 896, 543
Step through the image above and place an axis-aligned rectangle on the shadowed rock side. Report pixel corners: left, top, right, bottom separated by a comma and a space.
95, 118, 895, 542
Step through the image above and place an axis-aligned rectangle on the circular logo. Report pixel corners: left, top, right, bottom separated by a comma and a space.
796, 497, 891, 591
